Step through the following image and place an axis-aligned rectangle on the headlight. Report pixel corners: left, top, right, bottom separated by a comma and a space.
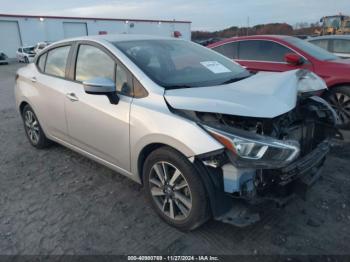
203, 125, 300, 168
297, 70, 327, 93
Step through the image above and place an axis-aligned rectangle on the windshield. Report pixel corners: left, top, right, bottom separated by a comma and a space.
113, 39, 248, 88
324, 17, 341, 28
23, 47, 35, 53
286, 37, 338, 61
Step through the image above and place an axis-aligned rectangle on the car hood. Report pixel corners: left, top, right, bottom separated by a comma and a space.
164, 69, 327, 118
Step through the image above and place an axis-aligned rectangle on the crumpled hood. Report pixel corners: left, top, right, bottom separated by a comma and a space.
164, 69, 327, 118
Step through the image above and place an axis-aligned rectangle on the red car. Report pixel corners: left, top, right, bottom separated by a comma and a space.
208, 35, 350, 129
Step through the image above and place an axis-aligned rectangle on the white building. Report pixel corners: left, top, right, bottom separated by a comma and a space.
0, 14, 191, 57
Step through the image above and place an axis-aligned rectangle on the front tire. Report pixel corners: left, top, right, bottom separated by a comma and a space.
325, 86, 350, 130
24, 57, 29, 63
143, 147, 210, 231
22, 105, 51, 149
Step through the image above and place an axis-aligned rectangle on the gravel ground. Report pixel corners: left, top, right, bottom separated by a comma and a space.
0, 63, 350, 255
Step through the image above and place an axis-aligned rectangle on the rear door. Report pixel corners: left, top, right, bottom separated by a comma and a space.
64, 42, 132, 172
236, 40, 313, 73
33, 44, 73, 141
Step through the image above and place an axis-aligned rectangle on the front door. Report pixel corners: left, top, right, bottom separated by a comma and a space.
64, 44, 132, 172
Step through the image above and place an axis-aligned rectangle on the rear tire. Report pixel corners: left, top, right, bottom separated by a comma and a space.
324, 86, 350, 130
143, 147, 210, 231
22, 104, 51, 149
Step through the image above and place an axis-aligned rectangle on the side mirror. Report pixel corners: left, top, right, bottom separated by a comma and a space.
83, 77, 119, 104
284, 53, 304, 66
83, 77, 115, 94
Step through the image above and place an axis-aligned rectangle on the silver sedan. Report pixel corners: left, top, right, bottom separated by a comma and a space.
15, 34, 337, 230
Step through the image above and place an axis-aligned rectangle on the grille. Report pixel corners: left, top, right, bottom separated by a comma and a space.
285, 120, 328, 157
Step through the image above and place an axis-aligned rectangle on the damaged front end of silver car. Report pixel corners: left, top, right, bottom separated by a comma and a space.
166, 70, 340, 227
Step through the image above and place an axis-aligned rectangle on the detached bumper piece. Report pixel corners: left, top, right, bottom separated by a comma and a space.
215, 200, 260, 227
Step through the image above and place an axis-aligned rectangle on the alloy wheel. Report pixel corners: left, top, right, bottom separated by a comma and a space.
149, 161, 192, 221
328, 92, 350, 126
24, 110, 40, 145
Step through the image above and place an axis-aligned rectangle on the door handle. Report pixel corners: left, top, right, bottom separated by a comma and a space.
30, 77, 37, 83
66, 93, 79, 102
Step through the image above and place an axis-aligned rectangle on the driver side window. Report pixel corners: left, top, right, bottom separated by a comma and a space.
75, 44, 115, 82
238, 40, 293, 62
75, 43, 134, 97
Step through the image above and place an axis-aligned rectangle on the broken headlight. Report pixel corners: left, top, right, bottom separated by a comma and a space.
203, 125, 300, 168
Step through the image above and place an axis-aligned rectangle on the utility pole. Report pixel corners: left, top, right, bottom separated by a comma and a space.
247, 16, 250, 36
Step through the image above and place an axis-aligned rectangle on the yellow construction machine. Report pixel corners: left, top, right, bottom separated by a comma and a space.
315, 15, 350, 35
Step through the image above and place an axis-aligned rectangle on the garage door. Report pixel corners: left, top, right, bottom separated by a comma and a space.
63, 22, 88, 38
0, 21, 21, 58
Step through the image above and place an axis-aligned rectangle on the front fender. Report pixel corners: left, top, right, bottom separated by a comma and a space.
129, 94, 223, 179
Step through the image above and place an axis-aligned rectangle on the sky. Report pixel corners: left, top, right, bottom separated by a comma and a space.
1, 0, 350, 31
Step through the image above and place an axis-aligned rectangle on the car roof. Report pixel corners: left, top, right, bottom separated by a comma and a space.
207, 35, 296, 48
55, 34, 178, 45
308, 35, 350, 41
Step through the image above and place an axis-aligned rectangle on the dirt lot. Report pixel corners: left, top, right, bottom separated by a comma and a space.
0, 63, 350, 255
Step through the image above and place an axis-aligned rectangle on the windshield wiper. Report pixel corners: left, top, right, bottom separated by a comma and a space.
164, 85, 194, 90
220, 74, 251, 85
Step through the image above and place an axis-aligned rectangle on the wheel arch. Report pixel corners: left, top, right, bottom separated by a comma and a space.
137, 143, 188, 185
322, 83, 350, 98
137, 142, 233, 220
19, 101, 29, 115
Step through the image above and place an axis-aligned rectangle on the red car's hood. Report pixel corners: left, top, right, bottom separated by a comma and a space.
327, 58, 350, 66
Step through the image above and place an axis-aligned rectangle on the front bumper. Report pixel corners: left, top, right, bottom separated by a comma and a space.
197, 140, 330, 227
278, 140, 329, 186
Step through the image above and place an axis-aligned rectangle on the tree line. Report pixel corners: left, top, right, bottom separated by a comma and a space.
192, 22, 321, 40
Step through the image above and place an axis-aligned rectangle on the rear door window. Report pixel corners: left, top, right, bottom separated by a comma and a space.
238, 40, 293, 62
309, 39, 329, 51
45, 46, 71, 78
333, 39, 350, 54
212, 42, 238, 59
